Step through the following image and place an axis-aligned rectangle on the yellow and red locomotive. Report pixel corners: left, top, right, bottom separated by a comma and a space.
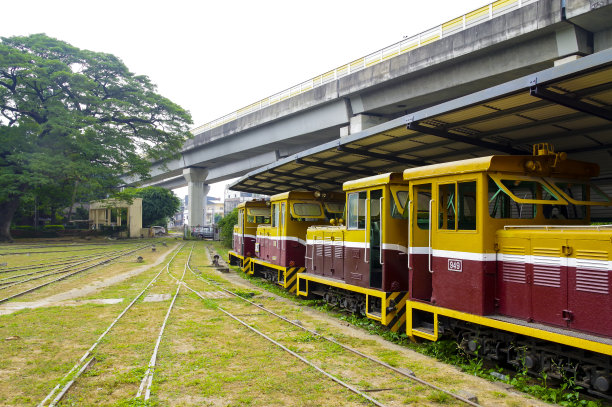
244, 191, 344, 292
230, 144, 612, 396
228, 199, 270, 272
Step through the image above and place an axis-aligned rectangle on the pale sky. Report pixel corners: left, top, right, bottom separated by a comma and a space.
3, 0, 489, 199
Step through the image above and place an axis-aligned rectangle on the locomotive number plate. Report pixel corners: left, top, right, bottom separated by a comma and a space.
448, 259, 462, 272
255, 243, 260, 253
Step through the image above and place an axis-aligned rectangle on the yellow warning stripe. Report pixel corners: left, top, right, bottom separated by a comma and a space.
408, 302, 612, 356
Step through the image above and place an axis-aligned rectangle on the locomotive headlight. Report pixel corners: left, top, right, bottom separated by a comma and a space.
314, 191, 321, 198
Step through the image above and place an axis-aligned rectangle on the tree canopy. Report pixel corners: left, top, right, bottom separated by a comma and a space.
0, 34, 192, 241
122, 186, 181, 227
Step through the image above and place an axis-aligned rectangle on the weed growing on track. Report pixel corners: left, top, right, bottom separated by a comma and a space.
415, 340, 605, 407
0, 303, 125, 404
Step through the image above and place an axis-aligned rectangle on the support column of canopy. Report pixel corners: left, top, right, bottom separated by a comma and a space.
183, 167, 209, 227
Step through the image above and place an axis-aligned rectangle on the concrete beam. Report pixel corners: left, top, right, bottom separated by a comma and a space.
126, 0, 612, 191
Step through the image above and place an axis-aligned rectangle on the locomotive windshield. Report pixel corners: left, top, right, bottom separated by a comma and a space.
488, 174, 609, 220
247, 207, 271, 224
488, 175, 564, 219
546, 178, 612, 205
290, 201, 325, 221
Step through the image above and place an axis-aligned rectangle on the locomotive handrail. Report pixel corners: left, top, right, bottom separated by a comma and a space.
407, 200, 412, 269
191, 0, 537, 135
428, 199, 434, 274
379, 197, 384, 265
504, 224, 612, 230
364, 198, 370, 264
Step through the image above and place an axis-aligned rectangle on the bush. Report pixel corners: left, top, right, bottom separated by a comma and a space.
43, 224, 65, 231
217, 208, 237, 247
13, 225, 35, 231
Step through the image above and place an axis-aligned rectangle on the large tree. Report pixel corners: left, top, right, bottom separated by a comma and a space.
0, 34, 192, 241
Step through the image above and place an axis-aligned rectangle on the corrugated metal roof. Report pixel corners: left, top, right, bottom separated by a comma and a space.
230, 49, 612, 196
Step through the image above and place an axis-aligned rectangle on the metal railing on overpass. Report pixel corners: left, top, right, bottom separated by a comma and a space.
191, 0, 538, 135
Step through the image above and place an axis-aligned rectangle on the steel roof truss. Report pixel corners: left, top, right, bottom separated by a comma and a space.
295, 158, 377, 177
530, 85, 612, 122
269, 170, 343, 188
336, 145, 426, 166
407, 122, 525, 155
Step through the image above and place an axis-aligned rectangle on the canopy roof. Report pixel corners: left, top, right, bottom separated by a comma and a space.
230, 49, 612, 196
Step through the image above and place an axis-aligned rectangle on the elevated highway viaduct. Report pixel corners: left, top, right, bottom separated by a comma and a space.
126, 0, 612, 226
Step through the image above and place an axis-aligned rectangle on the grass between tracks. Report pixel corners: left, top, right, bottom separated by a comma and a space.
0, 240, 589, 406
211, 241, 608, 407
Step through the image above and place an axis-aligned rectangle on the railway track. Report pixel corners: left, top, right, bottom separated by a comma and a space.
0, 241, 146, 256
178, 246, 481, 407
0, 253, 103, 274
0, 247, 145, 287
0, 244, 151, 304
38, 243, 188, 406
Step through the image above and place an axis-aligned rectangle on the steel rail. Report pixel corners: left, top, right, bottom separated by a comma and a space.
38, 243, 185, 407
137, 244, 193, 401
181, 281, 387, 407
188, 250, 481, 407
0, 244, 150, 304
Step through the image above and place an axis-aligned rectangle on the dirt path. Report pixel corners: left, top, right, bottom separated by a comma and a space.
0, 243, 180, 315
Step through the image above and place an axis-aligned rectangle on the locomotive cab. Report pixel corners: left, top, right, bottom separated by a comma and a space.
298, 173, 411, 332
251, 191, 344, 291
402, 146, 612, 396
228, 199, 270, 269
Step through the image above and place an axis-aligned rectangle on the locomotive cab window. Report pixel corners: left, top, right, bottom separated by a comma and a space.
488, 174, 568, 219
281, 202, 286, 228
549, 179, 612, 205
324, 202, 345, 220
271, 204, 279, 227
545, 178, 612, 220
438, 181, 476, 231
414, 184, 432, 230
247, 208, 270, 224
390, 187, 409, 219
347, 191, 367, 230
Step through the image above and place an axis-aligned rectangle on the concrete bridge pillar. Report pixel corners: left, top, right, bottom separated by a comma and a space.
183, 168, 209, 227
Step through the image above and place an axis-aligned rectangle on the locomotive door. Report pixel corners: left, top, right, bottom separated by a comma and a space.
345, 190, 369, 288
409, 183, 433, 301
369, 189, 383, 289
241, 210, 246, 256
237, 209, 244, 256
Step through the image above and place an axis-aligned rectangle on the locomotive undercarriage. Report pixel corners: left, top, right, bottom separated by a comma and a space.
440, 317, 612, 398
309, 284, 382, 316
259, 267, 279, 284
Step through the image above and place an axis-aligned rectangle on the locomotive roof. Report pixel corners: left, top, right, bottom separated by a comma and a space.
269, 190, 345, 202
402, 154, 599, 181
236, 199, 269, 210
343, 172, 405, 191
